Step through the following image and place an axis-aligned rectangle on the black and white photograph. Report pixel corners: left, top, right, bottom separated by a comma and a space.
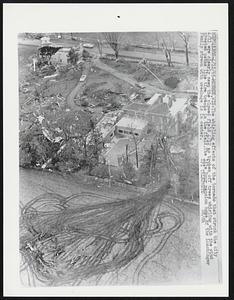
18, 31, 200, 287
3, 4, 228, 297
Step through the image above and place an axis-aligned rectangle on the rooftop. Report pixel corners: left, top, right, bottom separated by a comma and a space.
150, 103, 169, 115
123, 102, 149, 112
147, 93, 162, 106
169, 98, 188, 116
57, 47, 71, 52
123, 98, 170, 117
116, 116, 148, 130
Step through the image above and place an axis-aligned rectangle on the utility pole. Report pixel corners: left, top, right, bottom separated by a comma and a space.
108, 161, 111, 187
140, 63, 164, 88
125, 144, 129, 162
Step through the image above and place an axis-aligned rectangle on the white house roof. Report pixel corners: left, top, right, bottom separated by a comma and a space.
116, 117, 147, 130
147, 93, 162, 105
169, 98, 188, 116
57, 47, 71, 52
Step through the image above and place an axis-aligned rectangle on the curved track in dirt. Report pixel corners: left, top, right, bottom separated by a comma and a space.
20, 187, 185, 286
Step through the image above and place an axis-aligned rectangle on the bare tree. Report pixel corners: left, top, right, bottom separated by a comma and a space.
95, 34, 104, 58
178, 32, 190, 66
129, 127, 140, 169
154, 32, 160, 50
70, 32, 76, 40
102, 32, 123, 60
149, 142, 159, 178
168, 32, 177, 51
161, 35, 173, 67
125, 144, 129, 162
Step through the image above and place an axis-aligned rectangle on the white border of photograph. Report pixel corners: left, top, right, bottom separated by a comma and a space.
3, 3, 228, 297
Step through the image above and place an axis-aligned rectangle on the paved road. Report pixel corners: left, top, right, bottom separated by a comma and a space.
66, 61, 93, 110
18, 38, 198, 66
66, 58, 164, 111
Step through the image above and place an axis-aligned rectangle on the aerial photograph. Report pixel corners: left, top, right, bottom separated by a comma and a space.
18, 31, 200, 286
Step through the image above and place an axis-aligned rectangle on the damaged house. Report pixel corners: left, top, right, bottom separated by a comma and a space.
37, 44, 84, 67
50, 48, 71, 65
37, 44, 63, 65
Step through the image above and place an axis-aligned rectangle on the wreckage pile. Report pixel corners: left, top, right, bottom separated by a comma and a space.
20, 182, 184, 286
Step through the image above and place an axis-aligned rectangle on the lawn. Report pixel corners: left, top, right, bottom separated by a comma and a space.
104, 138, 135, 166
101, 58, 198, 91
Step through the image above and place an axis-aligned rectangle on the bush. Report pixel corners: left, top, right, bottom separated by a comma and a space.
81, 99, 89, 107
122, 159, 136, 181
133, 68, 152, 82
82, 49, 90, 59
90, 164, 109, 178
164, 77, 180, 89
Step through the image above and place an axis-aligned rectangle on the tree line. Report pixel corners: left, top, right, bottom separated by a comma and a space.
96, 32, 192, 66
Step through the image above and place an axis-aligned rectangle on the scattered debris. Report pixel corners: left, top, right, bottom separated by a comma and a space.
129, 93, 138, 101
43, 73, 59, 79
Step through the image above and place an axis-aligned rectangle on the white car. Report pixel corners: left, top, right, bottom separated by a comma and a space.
80, 75, 87, 82
83, 43, 94, 48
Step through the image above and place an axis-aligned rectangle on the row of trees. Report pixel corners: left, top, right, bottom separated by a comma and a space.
116, 131, 198, 200
96, 32, 191, 66
26, 31, 191, 66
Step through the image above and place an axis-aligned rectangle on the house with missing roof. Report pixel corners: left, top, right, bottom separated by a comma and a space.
97, 92, 195, 167
115, 116, 148, 138
122, 101, 169, 133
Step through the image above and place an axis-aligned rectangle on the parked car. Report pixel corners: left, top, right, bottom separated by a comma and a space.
80, 75, 87, 82
83, 43, 94, 49
135, 83, 145, 89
